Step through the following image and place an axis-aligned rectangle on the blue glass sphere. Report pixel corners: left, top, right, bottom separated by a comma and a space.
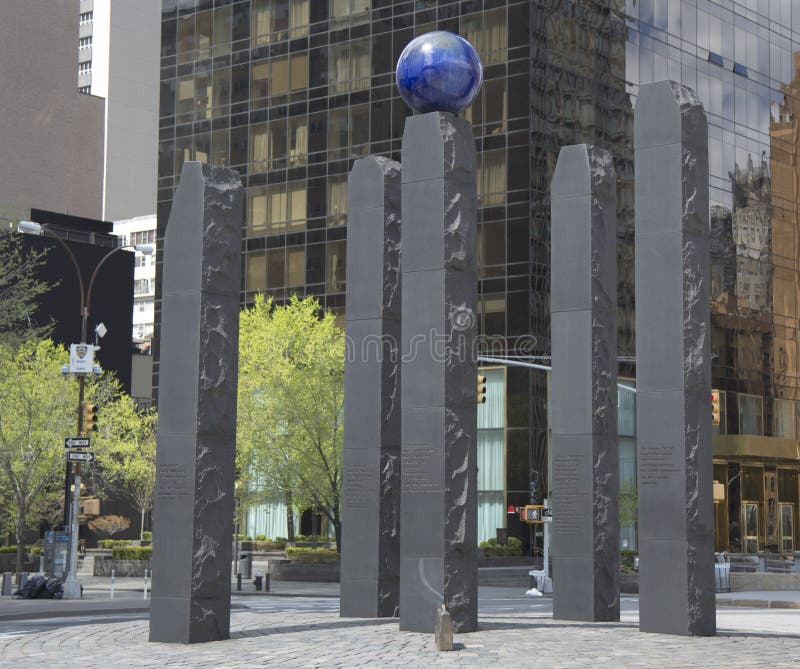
396, 31, 483, 114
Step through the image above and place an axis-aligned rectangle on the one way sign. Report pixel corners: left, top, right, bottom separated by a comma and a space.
67, 451, 94, 463
64, 437, 90, 449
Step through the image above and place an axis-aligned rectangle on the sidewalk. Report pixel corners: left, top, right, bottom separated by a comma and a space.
717, 590, 800, 609
0, 577, 340, 621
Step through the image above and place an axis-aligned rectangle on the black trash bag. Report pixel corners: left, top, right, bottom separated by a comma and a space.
13, 574, 47, 599
42, 577, 63, 599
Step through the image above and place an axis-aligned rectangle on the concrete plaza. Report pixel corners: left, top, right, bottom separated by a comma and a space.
1, 586, 799, 668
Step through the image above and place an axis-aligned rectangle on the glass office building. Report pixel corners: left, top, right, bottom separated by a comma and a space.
156, 0, 800, 554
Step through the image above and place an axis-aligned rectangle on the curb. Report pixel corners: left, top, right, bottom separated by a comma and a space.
0, 600, 150, 622
717, 598, 800, 609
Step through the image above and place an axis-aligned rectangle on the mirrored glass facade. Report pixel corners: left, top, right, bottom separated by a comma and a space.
156, 0, 800, 553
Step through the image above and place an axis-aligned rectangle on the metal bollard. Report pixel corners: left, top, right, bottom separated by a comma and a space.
264, 573, 270, 592
143, 569, 149, 600
236, 573, 242, 591
17, 572, 29, 590
253, 574, 263, 592
110, 569, 115, 599
1, 572, 12, 596
434, 605, 454, 652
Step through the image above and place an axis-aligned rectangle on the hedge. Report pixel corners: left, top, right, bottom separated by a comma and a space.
479, 536, 524, 557
285, 547, 339, 564
112, 546, 153, 560
98, 539, 133, 549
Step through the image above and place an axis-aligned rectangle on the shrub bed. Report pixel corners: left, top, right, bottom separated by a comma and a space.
112, 546, 153, 560
285, 547, 339, 564
241, 539, 286, 552
479, 536, 524, 557
98, 539, 133, 549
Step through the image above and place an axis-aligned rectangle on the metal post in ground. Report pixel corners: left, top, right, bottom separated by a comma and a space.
110, 569, 115, 599
62, 472, 82, 599
143, 569, 149, 599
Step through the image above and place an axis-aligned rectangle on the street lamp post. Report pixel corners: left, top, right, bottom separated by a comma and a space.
17, 220, 153, 599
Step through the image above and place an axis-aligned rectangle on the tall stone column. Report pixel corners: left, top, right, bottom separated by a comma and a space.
550, 144, 619, 622
341, 156, 402, 618
634, 80, 716, 636
399, 112, 478, 634
149, 162, 243, 644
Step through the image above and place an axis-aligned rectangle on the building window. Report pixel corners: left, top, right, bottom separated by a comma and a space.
79, 62, 92, 75
130, 230, 156, 246
79, 37, 92, 49
247, 251, 266, 292
327, 176, 348, 227
739, 393, 764, 435
288, 116, 308, 166
477, 367, 505, 544
774, 398, 796, 439
326, 241, 346, 292
134, 279, 151, 295
267, 183, 288, 233
288, 182, 306, 231
330, 0, 370, 28
289, 0, 309, 39
329, 38, 370, 94
267, 248, 285, 289
78, 86, 91, 95
248, 187, 267, 236
79, 11, 93, 25
213, 5, 232, 58
287, 248, 305, 288
478, 150, 506, 206
460, 8, 507, 67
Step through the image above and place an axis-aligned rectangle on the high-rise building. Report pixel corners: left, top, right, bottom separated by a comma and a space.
78, 0, 161, 221
0, 0, 105, 222
156, 0, 800, 554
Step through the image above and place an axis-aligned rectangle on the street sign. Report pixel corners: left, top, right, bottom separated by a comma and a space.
67, 451, 94, 463
68, 343, 98, 374
542, 508, 553, 523
64, 437, 90, 449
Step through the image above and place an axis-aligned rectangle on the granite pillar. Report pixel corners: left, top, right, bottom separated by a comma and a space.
550, 144, 619, 622
634, 80, 716, 636
341, 156, 402, 618
149, 162, 243, 644
399, 112, 478, 634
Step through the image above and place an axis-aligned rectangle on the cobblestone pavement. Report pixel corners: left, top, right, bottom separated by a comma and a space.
2, 606, 799, 668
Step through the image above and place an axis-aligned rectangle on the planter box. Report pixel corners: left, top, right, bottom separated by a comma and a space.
478, 555, 535, 568
620, 572, 639, 594
94, 558, 151, 577
731, 572, 800, 591
0, 553, 39, 573
268, 558, 340, 582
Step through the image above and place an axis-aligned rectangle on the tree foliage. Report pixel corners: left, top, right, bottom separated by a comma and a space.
0, 339, 76, 572
0, 226, 52, 346
238, 295, 345, 550
87, 514, 131, 538
92, 394, 157, 541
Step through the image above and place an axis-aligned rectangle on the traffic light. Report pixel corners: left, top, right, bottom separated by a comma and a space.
477, 374, 486, 404
711, 390, 720, 426
81, 401, 99, 434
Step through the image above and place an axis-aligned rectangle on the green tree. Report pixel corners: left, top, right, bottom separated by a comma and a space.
0, 340, 76, 573
0, 226, 52, 346
238, 295, 345, 551
93, 394, 157, 540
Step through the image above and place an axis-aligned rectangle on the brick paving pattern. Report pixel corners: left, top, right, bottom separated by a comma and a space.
3, 606, 800, 668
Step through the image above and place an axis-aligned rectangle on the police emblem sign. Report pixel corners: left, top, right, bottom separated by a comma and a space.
69, 343, 97, 374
